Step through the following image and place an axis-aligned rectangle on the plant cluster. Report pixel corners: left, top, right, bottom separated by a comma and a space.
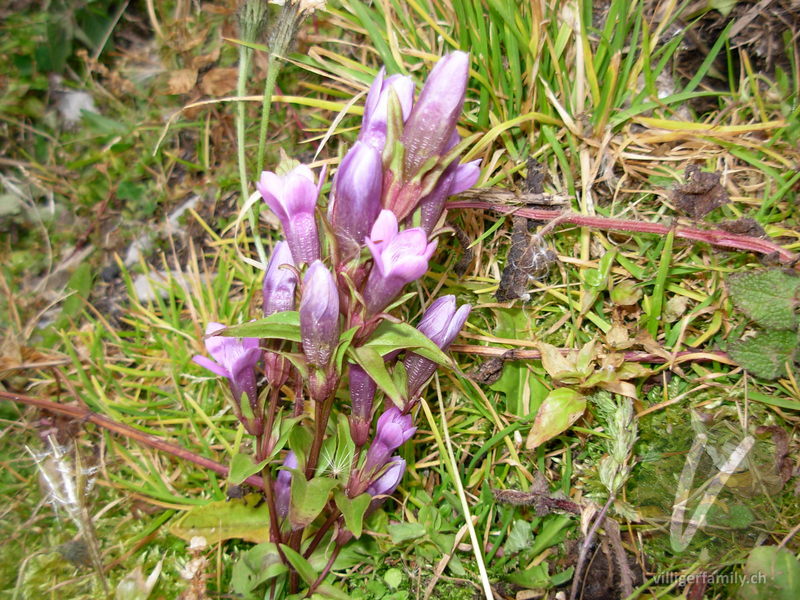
191, 52, 479, 597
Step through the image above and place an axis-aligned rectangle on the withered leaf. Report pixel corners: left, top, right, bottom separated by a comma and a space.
496, 216, 557, 301
718, 217, 767, 238
672, 165, 729, 219
201, 68, 238, 96
165, 68, 197, 95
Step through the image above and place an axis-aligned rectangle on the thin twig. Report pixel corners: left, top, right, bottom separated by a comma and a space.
448, 200, 797, 263
570, 493, 615, 600
0, 391, 264, 489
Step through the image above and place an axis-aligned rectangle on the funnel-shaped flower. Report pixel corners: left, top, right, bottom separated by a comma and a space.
299, 261, 340, 368
257, 165, 320, 264
362, 210, 437, 314
329, 142, 383, 260
404, 296, 471, 397
263, 241, 297, 315
360, 69, 415, 153
366, 456, 406, 498
274, 451, 298, 519
348, 363, 377, 447
401, 52, 469, 176
193, 323, 261, 406
362, 407, 416, 476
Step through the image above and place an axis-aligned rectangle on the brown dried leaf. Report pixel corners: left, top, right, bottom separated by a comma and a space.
165, 68, 198, 95
200, 68, 238, 96
189, 46, 221, 70
718, 217, 767, 238
672, 165, 729, 219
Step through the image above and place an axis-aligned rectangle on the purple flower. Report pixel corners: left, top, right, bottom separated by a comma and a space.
401, 52, 469, 176
257, 165, 321, 264
348, 363, 377, 447
274, 451, 298, 519
360, 69, 415, 154
417, 158, 481, 233
263, 241, 297, 315
366, 456, 406, 498
329, 142, 383, 261
362, 210, 437, 314
404, 295, 471, 397
299, 261, 340, 368
192, 322, 261, 407
362, 407, 416, 476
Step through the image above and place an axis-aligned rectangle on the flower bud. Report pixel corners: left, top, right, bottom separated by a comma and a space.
348, 363, 377, 446
362, 210, 437, 314
362, 407, 415, 476
274, 451, 298, 519
329, 142, 383, 261
404, 296, 471, 397
366, 456, 406, 498
360, 69, 415, 153
263, 241, 297, 315
257, 165, 321, 264
401, 52, 469, 176
299, 261, 340, 368
418, 159, 481, 234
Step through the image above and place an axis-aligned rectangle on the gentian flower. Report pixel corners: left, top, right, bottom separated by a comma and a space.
362, 210, 437, 314
262, 241, 297, 315
366, 456, 406, 498
360, 69, 415, 154
401, 51, 469, 176
404, 295, 471, 397
299, 261, 340, 368
274, 451, 298, 519
362, 407, 416, 476
348, 363, 377, 447
192, 323, 261, 421
329, 141, 383, 261
257, 165, 321, 264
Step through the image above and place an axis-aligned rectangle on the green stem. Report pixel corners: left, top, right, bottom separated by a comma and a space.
257, 53, 280, 173
236, 43, 268, 266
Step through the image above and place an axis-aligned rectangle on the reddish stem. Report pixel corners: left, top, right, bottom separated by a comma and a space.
448, 201, 797, 263
0, 390, 264, 489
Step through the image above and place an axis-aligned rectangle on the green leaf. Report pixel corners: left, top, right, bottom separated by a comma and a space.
280, 544, 318, 587
312, 583, 352, 600
387, 522, 426, 544
334, 491, 371, 539
728, 330, 798, 380
228, 452, 269, 485
231, 543, 287, 595
738, 546, 800, 600
169, 494, 269, 543
335, 326, 360, 374
504, 519, 533, 555
289, 473, 339, 529
383, 568, 404, 589
525, 388, 586, 449
349, 346, 404, 405
363, 321, 451, 366
269, 415, 302, 460
728, 270, 800, 330
219, 311, 302, 341
506, 563, 549, 588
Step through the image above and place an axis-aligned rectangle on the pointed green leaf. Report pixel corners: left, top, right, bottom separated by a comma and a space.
217, 311, 302, 341
348, 346, 403, 405
170, 494, 269, 543
280, 544, 318, 587
231, 542, 287, 595
289, 473, 339, 528
526, 388, 586, 449
363, 321, 451, 366
334, 491, 371, 539
228, 452, 270, 485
